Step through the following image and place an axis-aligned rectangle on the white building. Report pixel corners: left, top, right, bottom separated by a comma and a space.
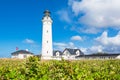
11, 50, 34, 59
53, 51, 62, 57
76, 53, 120, 59
53, 48, 84, 60
53, 48, 120, 60
41, 10, 53, 59
62, 48, 84, 59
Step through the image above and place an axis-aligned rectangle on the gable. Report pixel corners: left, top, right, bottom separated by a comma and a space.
56, 52, 60, 56
53, 50, 62, 56
76, 50, 80, 56
63, 50, 70, 55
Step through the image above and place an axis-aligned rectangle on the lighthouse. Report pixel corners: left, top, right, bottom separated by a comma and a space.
41, 10, 53, 59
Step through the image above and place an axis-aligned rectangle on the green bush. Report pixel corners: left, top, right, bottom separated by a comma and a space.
0, 58, 120, 80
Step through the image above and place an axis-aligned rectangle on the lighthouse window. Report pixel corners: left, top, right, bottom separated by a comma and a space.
47, 41, 48, 43
47, 51, 48, 54
47, 30, 48, 33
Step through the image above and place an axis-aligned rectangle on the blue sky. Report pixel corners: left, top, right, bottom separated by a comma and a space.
0, 0, 120, 57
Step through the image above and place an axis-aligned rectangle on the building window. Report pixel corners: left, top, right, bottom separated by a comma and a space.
47, 51, 48, 54
47, 41, 48, 43
47, 30, 48, 33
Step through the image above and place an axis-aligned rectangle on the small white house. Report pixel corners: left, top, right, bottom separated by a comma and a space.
53, 50, 62, 57
62, 48, 84, 59
11, 50, 34, 59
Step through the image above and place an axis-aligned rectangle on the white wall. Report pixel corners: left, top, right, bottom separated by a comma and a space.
116, 55, 120, 59
12, 54, 33, 59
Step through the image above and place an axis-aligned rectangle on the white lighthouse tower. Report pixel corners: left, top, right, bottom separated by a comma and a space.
41, 10, 53, 59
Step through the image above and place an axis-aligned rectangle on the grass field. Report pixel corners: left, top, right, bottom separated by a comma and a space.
0, 57, 120, 80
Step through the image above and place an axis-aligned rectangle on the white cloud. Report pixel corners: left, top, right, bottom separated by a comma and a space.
71, 26, 101, 34
68, 42, 76, 48
93, 31, 120, 53
53, 42, 67, 47
57, 9, 71, 23
96, 31, 120, 46
79, 45, 103, 54
71, 35, 82, 41
53, 42, 77, 50
80, 47, 88, 54
89, 45, 103, 53
69, 0, 120, 28
79, 31, 120, 54
23, 39, 35, 44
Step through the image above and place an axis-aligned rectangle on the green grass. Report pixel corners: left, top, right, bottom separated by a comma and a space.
0, 57, 120, 80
